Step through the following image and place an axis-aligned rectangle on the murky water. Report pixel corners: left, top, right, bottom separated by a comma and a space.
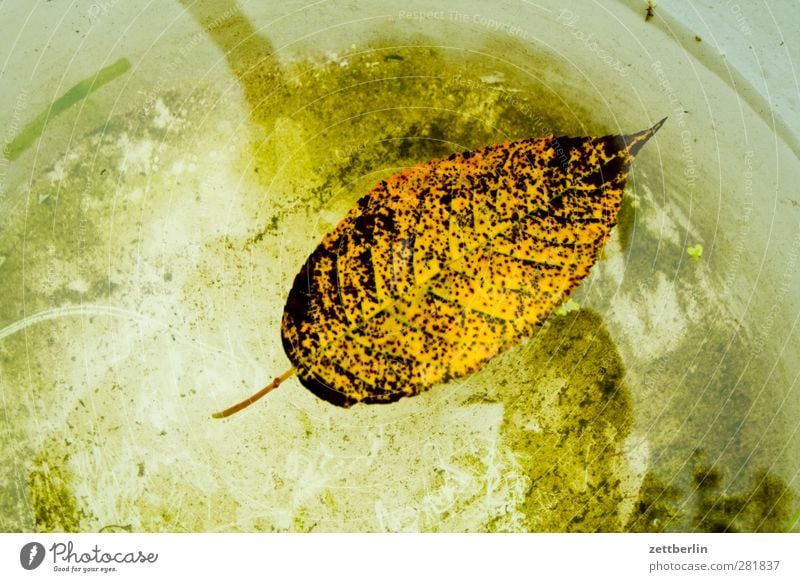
1, 0, 798, 532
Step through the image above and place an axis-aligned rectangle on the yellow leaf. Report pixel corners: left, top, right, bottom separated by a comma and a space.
214, 119, 665, 417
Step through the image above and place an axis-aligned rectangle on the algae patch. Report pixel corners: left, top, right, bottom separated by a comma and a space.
474, 309, 637, 531
628, 453, 797, 532
27, 443, 88, 532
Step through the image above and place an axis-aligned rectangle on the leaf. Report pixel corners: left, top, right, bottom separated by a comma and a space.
214, 119, 665, 417
687, 243, 703, 261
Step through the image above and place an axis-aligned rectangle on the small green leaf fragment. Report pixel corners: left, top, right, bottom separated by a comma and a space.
687, 244, 703, 261
556, 298, 581, 316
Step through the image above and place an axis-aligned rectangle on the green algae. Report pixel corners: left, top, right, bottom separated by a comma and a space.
788, 505, 800, 532
27, 443, 87, 532
627, 454, 797, 533
473, 309, 636, 531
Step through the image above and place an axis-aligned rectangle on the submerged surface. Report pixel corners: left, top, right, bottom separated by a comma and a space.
1, 0, 798, 532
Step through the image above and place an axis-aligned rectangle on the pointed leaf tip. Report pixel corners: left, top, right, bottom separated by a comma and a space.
624, 117, 667, 156
652, 116, 668, 133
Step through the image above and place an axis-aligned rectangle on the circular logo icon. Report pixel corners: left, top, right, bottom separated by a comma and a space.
20, 542, 46, 570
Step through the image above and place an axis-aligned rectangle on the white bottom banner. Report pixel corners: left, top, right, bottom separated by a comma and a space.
2, 533, 798, 581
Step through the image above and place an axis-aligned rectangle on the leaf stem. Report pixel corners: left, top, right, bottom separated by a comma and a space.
211, 367, 296, 419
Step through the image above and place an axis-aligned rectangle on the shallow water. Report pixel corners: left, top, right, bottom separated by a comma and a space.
1, 0, 798, 532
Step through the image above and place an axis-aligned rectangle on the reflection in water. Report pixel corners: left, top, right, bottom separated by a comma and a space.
179, 0, 283, 130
